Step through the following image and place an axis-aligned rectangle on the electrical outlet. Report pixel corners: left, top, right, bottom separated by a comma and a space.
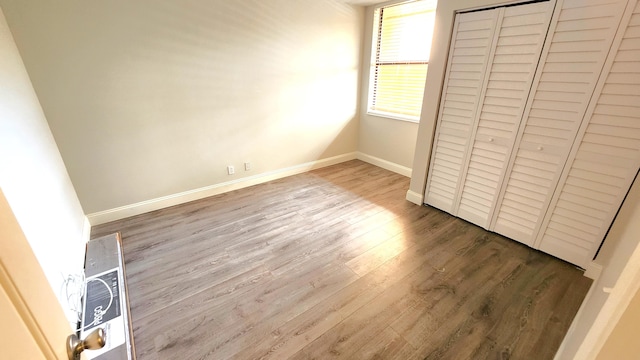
244, 162, 251, 171
227, 165, 235, 175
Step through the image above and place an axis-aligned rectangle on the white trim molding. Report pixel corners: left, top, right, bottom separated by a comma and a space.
406, 190, 424, 205
356, 152, 412, 177
573, 247, 640, 359
584, 262, 603, 280
82, 216, 91, 243
87, 152, 357, 225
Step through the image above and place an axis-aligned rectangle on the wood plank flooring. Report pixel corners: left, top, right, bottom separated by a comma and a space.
91, 160, 592, 360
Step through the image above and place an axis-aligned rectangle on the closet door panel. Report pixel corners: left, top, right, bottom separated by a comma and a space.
456, 2, 553, 228
538, 0, 640, 267
491, 0, 628, 246
425, 10, 499, 212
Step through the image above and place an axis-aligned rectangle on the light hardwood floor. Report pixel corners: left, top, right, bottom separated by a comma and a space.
91, 160, 592, 360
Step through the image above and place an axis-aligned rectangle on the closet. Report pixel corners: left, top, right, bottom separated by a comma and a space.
425, 0, 640, 268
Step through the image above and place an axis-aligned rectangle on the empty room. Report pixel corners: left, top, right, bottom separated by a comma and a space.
2, 0, 640, 359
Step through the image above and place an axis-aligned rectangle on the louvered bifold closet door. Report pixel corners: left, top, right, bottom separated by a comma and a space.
424, 10, 499, 212
455, 2, 553, 228
491, 0, 629, 246
535, 0, 640, 268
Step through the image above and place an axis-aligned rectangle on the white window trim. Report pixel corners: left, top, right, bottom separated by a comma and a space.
366, 0, 434, 123
367, 109, 420, 123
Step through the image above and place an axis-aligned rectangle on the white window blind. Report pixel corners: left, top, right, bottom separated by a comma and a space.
368, 0, 437, 121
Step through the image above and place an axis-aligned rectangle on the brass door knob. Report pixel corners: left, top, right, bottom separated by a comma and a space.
67, 328, 106, 360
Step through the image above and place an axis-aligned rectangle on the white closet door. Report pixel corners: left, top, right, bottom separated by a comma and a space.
424, 10, 499, 213
456, 2, 553, 228
536, 0, 640, 268
491, 0, 629, 246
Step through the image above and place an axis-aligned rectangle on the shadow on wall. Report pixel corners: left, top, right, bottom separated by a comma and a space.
0, 0, 364, 214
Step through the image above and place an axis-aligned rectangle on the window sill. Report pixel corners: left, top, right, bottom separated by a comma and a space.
366, 110, 420, 124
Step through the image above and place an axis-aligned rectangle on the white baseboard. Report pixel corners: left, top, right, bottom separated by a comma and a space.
87, 152, 357, 225
584, 261, 603, 280
356, 152, 412, 177
406, 190, 424, 205
82, 216, 91, 242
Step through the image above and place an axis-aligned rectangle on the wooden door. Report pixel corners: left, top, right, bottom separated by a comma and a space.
425, 1, 554, 228
490, 0, 629, 246
0, 189, 74, 359
455, 1, 554, 228
424, 9, 500, 213
536, 0, 640, 268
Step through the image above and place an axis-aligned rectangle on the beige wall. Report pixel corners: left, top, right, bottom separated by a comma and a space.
0, 7, 86, 324
357, 4, 419, 169
0, 0, 363, 214
596, 286, 640, 360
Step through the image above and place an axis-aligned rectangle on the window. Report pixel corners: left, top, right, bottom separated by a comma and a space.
368, 0, 437, 122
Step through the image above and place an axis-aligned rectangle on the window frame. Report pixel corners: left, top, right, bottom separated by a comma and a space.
366, 0, 436, 123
